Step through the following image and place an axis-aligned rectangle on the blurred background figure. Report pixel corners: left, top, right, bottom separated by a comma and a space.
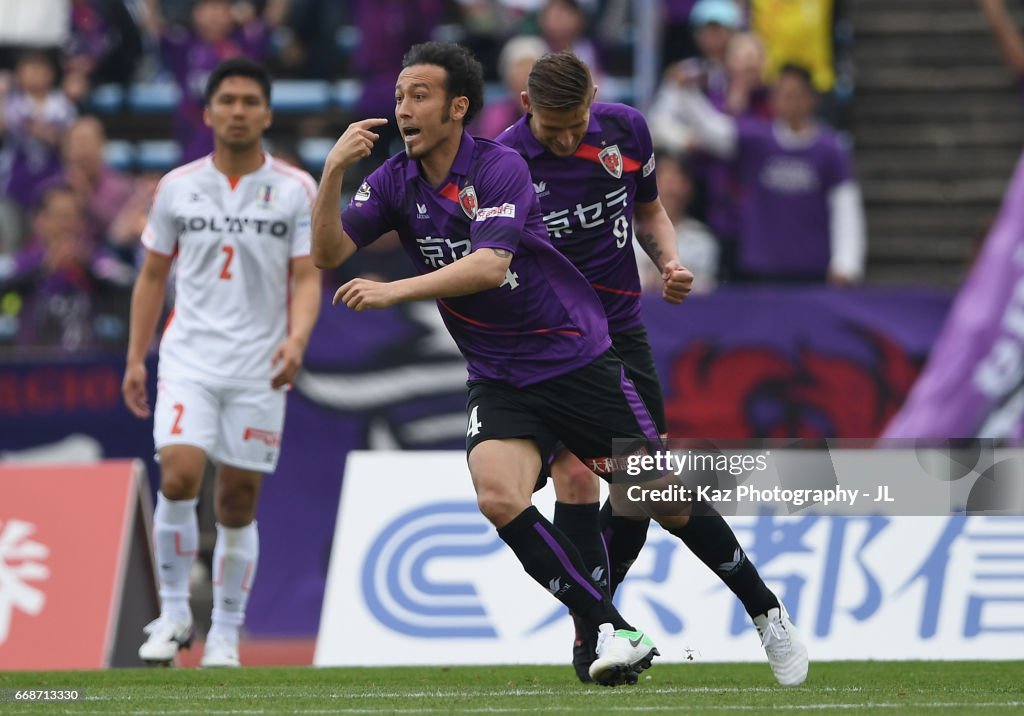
749, 0, 835, 94
472, 34, 547, 138
63, 0, 145, 104
139, 0, 289, 161
635, 152, 718, 294
0, 50, 77, 210
538, 0, 601, 77
0, 184, 128, 350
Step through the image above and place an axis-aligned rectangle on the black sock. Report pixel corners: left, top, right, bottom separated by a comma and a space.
600, 499, 650, 596
498, 506, 632, 631
553, 501, 609, 595
669, 504, 779, 618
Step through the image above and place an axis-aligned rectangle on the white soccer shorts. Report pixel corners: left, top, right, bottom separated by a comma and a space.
153, 375, 286, 473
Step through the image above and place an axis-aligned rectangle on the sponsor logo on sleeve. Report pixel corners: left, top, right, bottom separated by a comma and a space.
642, 153, 656, 178
475, 203, 517, 221
354, 181, 372, 203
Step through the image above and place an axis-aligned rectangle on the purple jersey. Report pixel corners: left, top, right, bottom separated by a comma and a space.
734, 120, 853, 278
342, 132, 611, 388
160, 24, 270, 161
496, 103, 658, 333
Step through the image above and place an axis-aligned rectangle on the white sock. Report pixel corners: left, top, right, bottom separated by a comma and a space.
153, 492, 198, 621
210, 521, 259, 637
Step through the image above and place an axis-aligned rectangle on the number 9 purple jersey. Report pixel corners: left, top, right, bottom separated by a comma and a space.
497, 103, 659, 334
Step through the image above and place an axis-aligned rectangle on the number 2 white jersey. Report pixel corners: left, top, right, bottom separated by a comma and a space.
142, 154, 315, 386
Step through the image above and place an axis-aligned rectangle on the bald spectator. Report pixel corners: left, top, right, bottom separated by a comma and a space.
51, 116, 136, 247
473, 35, 548, 139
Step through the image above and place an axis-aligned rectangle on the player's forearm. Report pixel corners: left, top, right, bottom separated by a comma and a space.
980, 0, 1024, 73
311, 165, 358, 269
634, 202, 680, 273
390, 249, 511, 303
126, 273, 167, 365
287, 263, 321, 351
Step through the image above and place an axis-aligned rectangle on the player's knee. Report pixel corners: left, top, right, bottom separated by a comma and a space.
216, 486, 258, 527
476, 488, 527, 528
160, 472, 202, 501
652, 513, 690, 530
552, 457, 601, 504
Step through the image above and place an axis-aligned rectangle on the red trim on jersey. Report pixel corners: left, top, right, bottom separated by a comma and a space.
227, 175, 241, 190
438, 300, 582, 336
161, 308, 176, 336
151, 159, 206, 204
573, 143, 642, 173
439, 182, 460, 204
591, 282, 642, 297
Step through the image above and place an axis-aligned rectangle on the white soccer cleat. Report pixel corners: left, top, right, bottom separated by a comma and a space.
587, 623, 659, 687
200, 630, 241, 668
753, 605, 808, 686
138, 613, 195, 665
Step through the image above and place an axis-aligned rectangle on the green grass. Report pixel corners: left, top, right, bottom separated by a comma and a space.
1, 662, 1022, 714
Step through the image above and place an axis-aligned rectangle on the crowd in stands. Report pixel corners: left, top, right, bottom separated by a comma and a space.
0, 0, 856, 351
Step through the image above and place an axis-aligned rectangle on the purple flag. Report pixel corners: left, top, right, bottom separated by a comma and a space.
883, 150, 1024, 439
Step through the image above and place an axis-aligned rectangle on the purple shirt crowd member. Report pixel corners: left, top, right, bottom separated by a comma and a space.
312, 41, 662, 687
472, 35, 548, 140
497, 51, 806, 688
0, 52, 77, 209
666, 63, 865, 283
141, 0, 275, 161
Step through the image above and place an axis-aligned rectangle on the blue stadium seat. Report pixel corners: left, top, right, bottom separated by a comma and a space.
137, 140, 182, 172
104, 140, 136, 172
484, 82, 505, 105
333, 79, 362, 111
297, 137, 335, 173
88, 84, 124, 114
272, 80, 331, 113
129, 81, 182, 113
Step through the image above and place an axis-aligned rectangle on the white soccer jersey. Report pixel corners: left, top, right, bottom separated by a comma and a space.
143, 154, 315, 386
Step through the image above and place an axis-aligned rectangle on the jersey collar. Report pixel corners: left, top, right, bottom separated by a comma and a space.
516, 105, 604, 159
403, 131, 477, 184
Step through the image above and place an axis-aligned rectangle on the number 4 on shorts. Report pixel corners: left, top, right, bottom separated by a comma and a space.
467, 405, 483, 437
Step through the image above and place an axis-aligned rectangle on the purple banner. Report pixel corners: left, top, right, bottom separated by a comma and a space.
884, 150, 1024, 440
0, 286, 952, 635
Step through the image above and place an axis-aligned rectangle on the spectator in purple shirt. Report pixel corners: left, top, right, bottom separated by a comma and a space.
140, 0, 287, 161
660, 63, 866, 283
312, 41, 666, 687
472, 35, 548, 139
0, 50, 77, 210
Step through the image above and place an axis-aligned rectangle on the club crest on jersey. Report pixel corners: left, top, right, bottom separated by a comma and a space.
599, 145, 623, 178
458, 185, 478, 219
257, 184, 278, 209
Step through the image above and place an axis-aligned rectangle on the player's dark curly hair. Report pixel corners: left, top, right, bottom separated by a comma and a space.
205, 56, 272, 105
402, 42, 485, 126
527, 51, 593, 111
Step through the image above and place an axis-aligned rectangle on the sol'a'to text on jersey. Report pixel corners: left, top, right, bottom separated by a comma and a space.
497, 102, 658, 333
142, 154, 316, 386
341, 132, 611, 388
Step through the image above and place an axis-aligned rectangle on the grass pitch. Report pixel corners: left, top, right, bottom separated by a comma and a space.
1, 661, 1022, 714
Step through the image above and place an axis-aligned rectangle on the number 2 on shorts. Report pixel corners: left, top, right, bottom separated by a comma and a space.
171, 403, 185, 435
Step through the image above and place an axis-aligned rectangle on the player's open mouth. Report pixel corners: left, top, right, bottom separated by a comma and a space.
403, 128, 421, 139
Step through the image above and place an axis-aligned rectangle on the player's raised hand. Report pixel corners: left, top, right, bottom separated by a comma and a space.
333, 277, 400, 312
325, 118, 388, 171
122, 361, 151, 418
270, 337, 304, 389
661, 259, 694, 304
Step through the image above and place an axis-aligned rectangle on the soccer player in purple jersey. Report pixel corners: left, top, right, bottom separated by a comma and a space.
311, 41, 666, 686
497, 51, 809, 687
